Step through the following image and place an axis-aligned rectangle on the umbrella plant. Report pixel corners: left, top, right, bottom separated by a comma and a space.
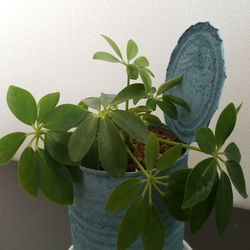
0, 35, 247, 250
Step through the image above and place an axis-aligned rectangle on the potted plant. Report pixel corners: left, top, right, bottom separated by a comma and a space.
0, 23, 247, 250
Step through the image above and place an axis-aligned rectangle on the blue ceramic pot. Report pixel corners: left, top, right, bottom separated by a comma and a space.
68, 150, 188, 250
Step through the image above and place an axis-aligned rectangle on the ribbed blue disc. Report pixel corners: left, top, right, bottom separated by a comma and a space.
164, 22, 226, 144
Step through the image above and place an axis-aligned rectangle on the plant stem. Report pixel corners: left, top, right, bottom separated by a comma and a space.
149, 184, 152, 206
141, 182, 149, 197
155, 180, 169, 187
127, 147, 149, 177
217, 155, 226, 164
155, 175, 169, 180
157, 137, 201, 152
152, 183, 165, 196
125, 75, 130, 111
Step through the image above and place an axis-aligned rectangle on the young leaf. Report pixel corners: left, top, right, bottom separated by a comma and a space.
134, 56, 149, 67
118, 198, 147, 250
126, 39, 138, 61
190, 173, 219, 233
139, 69, 152, 93
18, 147, 40, 197
7, 85, 37, 125
224, 142, 241, 163
157, 76, 183, 96
112, 84, 146, 106
93, 51, 120, 63
145, 134, 159, 171
156, 145, 182, 172
226, 161, 247, 198
215, 171, 233, 235
37, 92, 60, 123
45, 131, 79, 166
43, 104, 85, 131
195, 127, 216, 154
126, 64, 139, 80
146, 98, 157, 111
163, 95, 190, 112
82, 97, 101, 110
109, 110, 149, 143
101, 35, 123, 60
215, 103, 237, 148
183, 158, 217, 208
0, 132, 26, 165
99, 93, 116, 108
142, 206, 165, 250
105, 179, 143, 212
157, 100, 177, 120
98, 118, 127, 177
69, 115, 99, 162
37, 149, 74, 204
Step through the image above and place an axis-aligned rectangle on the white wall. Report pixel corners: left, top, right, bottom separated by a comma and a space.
0, 0, 250, 208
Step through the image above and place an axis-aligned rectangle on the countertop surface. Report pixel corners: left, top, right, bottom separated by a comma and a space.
0, 161, 249, 250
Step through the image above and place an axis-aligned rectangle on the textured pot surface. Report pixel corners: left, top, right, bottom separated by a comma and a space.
68, 151, 188, 250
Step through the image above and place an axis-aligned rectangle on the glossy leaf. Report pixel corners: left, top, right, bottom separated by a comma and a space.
98, 118, 127, 177
215, 171, 233, 235
93, 51, 120, 63
18, 147, 40, 197
157, 76, 183, 96
126, 39, 138, 61
224, 142, 241, 163
215, 103, 237, 148
99, 93, 116, 108
43, 104, 85, 131
105, 179, 143, 212
45, 131, 78, 166
101, 35, 123, 59
183, 158, 217, 208
226, 161, 247, 198
82, 97, 101, 110
134, 56, 149, 67
109, 110, 148, 143
139, 68, 152, 93
142, 206, 165, 250
156, 145, 182, 172
157, 100, 177, 120
112, 84, 146, 106
195, 127, 216, 154
37, 92, 60, 122
7, 85, 37, 125
118, 198, 147, 250
163, 95, 190, 112
69, 115, 99, 162
145, 134, 159, 170
0, 132, 26, 165
37, 149, 73, 204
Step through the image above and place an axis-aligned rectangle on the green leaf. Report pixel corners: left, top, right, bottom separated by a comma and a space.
112, 84, 146, 106
37, 92, 60, 122
69, 115, 99, 162
145, 134, 159, 171
134, 56, 149, 67
126, 64, 139, 80
7, 85, 37, 125
142, 114, 162, 125
118, 198, 147, 250
0, 132, 26, 166
190, 173, 219, 233
66, 165, 82, 184
224, 142, 241, 163
105, 179, 143, 213
183, 158, 217, 208
142, 206, 165, 250
146, 98, 156, 111
236, 103, 242, 114
215, 103, 237, 147
215, 171, 233, 235
195, 127, 216, 154
99, 93, 116, 108
226, 160, 247, 198
157, 100, 177, 120
163, 95, 190, 112
83, 97, 101, 110
93, 51, 120, 63
45, 131, 78, 166
37, 149, 74, 204
81, 140, 100, 170
156, 145, 182, 172
139, 69, 152, 93
144, 68, 155, 78
157, 76, 183, 96
18, 147, 40, 197
98, 118, 127, 177
109, 110, 148, 143
43, 104, 85, 131
101, 35, 123, 59
126, 39, 138, 61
